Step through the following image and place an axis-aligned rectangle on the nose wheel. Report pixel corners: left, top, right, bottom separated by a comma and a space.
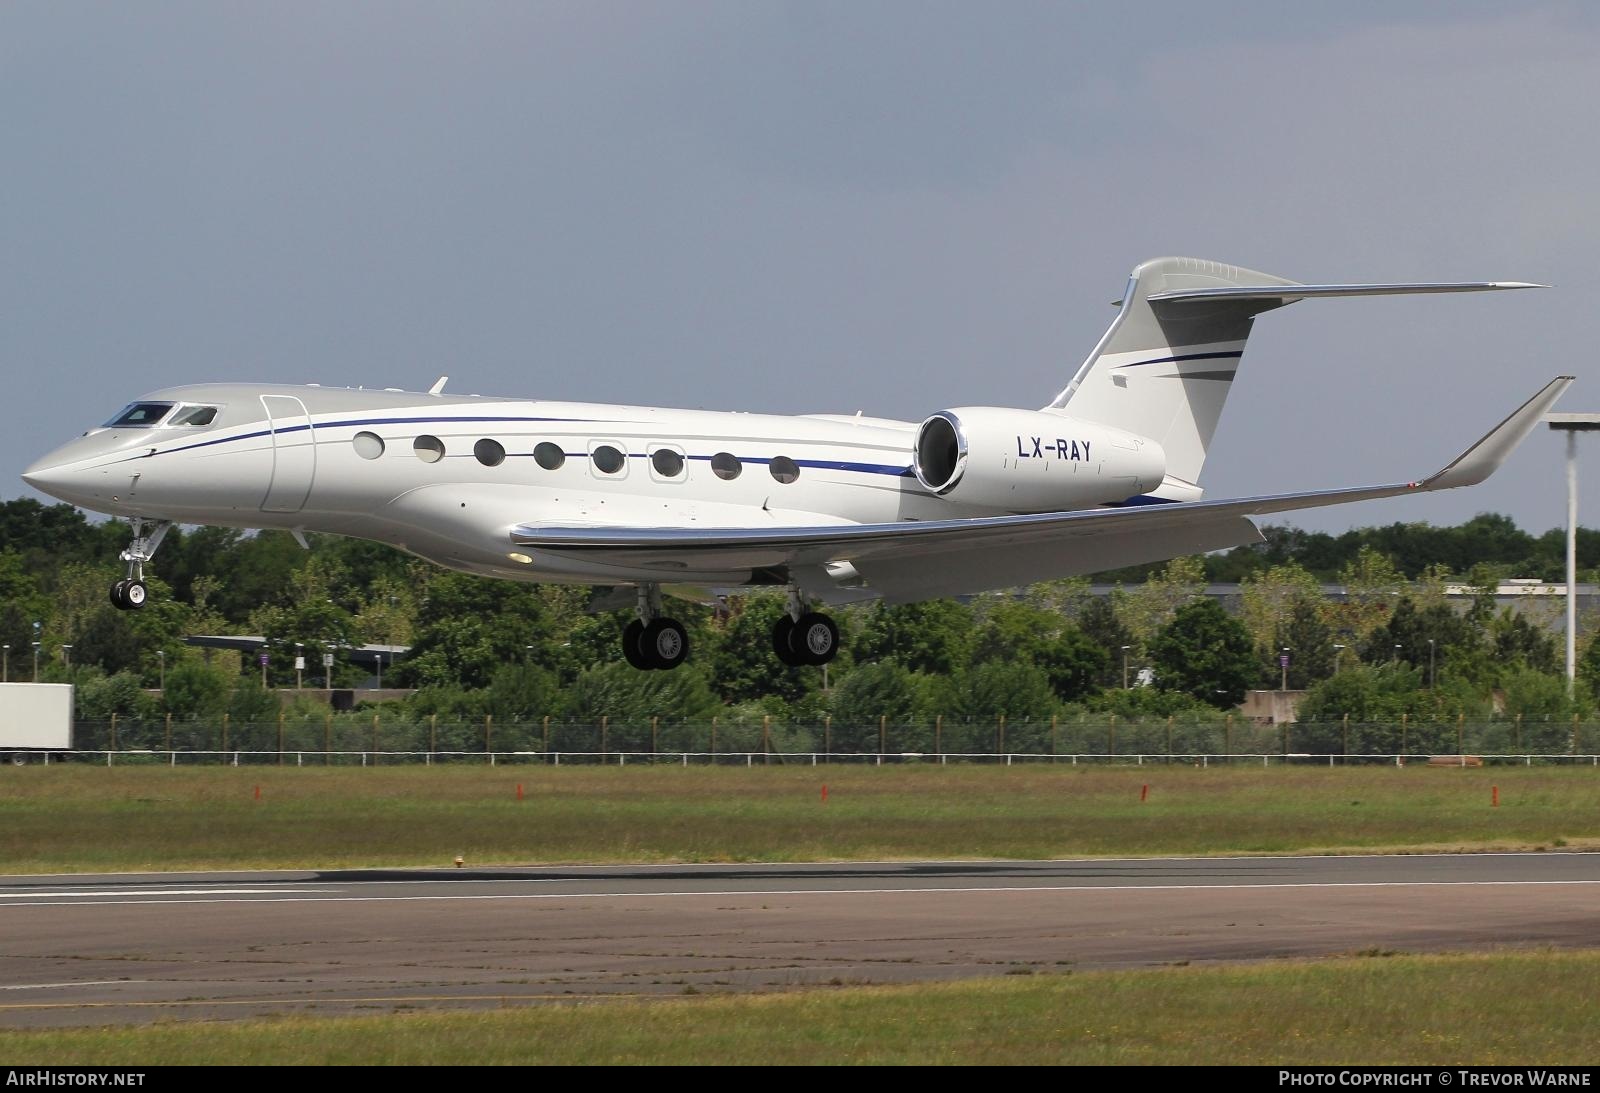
108, 518, 170, 612
621, 585, 690, 670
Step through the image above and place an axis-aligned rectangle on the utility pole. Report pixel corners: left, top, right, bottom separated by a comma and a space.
1546, 414, 1600, 694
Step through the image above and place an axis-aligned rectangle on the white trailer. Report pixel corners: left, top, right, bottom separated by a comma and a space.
0, 684, 74, 761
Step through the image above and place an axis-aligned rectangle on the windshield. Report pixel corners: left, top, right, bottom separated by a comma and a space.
104, 402, 175, 428
169, 405, 219, 427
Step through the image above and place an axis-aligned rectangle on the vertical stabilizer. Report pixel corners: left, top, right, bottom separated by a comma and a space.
1049, 257, 1297, 496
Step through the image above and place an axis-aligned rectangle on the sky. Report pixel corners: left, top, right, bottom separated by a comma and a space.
4, 2, 1599, 539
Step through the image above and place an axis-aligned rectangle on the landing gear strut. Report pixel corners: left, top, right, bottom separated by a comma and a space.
773, 589, 839, 667
110, 518, 170, 611
621, 584, 690, 670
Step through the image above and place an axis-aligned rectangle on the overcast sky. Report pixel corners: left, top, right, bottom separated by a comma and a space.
5, 2, 1598, 540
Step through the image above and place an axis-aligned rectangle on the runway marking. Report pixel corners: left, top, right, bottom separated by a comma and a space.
0, 888, 331, 899
0, 981, 151, 991
2, 878, 1597, 909
0, 992, 631, 1012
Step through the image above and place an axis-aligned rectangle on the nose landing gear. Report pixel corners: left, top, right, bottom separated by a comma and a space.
622, 584, 690, 670
109, 518, 170, 611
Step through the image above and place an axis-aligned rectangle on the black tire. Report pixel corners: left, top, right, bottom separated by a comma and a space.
110, 579, 128, 609
123, 579, 148, 609
792, 612, 839, 665
772, 616, 805, 667
641, 618, 689, 670
621, 619, 650, 669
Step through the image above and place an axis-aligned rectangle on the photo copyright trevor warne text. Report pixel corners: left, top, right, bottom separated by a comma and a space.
1279, 1072, 1592, 1087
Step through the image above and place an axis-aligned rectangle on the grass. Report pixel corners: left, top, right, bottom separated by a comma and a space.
2, 950, 1596, 1065
2, 764, 1597, 872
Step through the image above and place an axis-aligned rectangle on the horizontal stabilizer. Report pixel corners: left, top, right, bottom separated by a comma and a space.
1147, 281, 1545, 305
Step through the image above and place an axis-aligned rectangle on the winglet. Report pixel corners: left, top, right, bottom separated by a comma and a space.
428, 376, 449, 395
1423, 376, 1574, 491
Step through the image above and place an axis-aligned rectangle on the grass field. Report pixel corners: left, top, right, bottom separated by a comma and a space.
2, 950, 1596, 1065
2, 763, 1597, 872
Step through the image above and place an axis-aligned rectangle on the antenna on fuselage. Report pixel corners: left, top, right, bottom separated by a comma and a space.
428, 376, 449, 395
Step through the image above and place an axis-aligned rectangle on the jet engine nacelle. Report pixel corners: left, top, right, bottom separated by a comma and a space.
913, 407, 1166, 512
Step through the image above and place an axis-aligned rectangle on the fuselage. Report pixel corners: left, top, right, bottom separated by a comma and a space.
22, 382, 1164, 586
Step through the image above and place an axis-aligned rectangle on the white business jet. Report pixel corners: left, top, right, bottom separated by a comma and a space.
21, 257, 1569, 671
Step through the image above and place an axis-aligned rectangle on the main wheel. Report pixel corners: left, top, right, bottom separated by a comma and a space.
772, 616, 805, 667
110, 579, 129, 609
621, 619, 651, 669
123, 579, 148, 609
792, 612, 839, 665
641, 618, 689, 670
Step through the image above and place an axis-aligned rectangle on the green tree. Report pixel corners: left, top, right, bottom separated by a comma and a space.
853, 599, 974, 677
1148, 599, 1256, 708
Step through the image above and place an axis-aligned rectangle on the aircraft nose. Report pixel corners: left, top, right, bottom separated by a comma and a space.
20, 455, 64, 493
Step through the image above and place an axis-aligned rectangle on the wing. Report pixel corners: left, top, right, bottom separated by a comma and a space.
512, 378, 1572, 603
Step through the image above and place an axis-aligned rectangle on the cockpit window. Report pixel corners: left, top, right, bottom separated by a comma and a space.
104, 402, 174, 428
170, 405, 219, 427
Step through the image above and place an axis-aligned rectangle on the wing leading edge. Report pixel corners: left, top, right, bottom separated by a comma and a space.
511, 377, 1572, 602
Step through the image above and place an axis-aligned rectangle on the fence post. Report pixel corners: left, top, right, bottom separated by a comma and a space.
600, 715, 607, 760
1225, 713, 1232, 757
429, 713, 437, 758
110, 713, 118, 752
222, 712, 229, 754
879, 715, 886, 758
372, 712, 380, 761
762, 714, 771, 760
1573, 714, 1581, 756
1467, 712, 1473, 755
278, 710, 285, 766
651, 716, 659, 755
711, 715, 717, 756
325, 711, 332, 764
935, 714, 942, 756
1513, 712, 1520, 751
997, 714, 1005, 756
1051, 714, 1057, 757
1342, 713, 1349, 763
486, 714, 493, 757
1400, 712, 1407, 758
1108, 715, 1116, 757
823, 715, 831, 757
542, 714, 550, 754
165, 712, 172, 753
1166, 715, 1173, 756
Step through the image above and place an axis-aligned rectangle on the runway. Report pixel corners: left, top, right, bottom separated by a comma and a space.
1, 853, 1596, 1027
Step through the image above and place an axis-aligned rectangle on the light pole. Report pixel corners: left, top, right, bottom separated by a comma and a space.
1393, 643, 1402, 664
1427, 638, 1436, 689
157, 649, 165, 691
1121, 645, 1131, 689
1280, 647, 1291, 691
60, 644, 72, 669
1545, 414, 1600, 694
260, 647, 268, 689
1333, 643, 1346, 673
295, 643, 304, 690
2, 644, 8, 682
32, 641, 40, 681
375, 652, 383, 692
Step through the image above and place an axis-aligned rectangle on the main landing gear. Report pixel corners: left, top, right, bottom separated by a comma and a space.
109, 518, 170, 611
617, 585, 840, 670
773, 589, 838, 668
621, 585, 690, 671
